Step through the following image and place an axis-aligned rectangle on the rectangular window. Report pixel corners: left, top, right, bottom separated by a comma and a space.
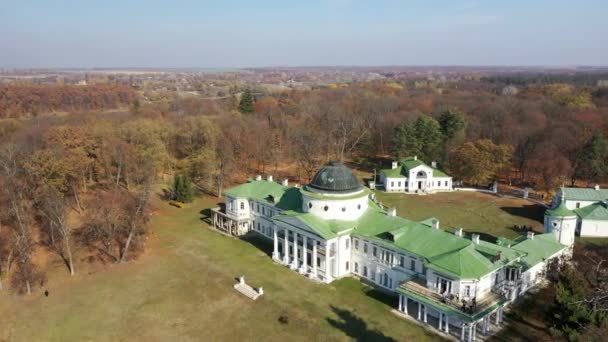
400, 256, 405, 267
363, 243, 368, 253
391, 181, 394, 187
397, 181, 401, 187
363, 266, 368, 277
345, 239, 350, 249
371, 272, 376, 281
410, 259, 416, 271
345, 261, 349, 271
354, 262, 359, 273
354, 239, 359, 250
373, 247, 377, 257
262, 207, 266, 215
240, 202, 244, 210
464, 285, 471, 297
576, 202, 581, 208
445, 181, 448, 187
257, 204, 260, 212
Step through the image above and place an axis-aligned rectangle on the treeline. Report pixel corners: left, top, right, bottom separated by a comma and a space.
0, 84, 136, 118
221, 82, 608, 189
0, 114, 226, 294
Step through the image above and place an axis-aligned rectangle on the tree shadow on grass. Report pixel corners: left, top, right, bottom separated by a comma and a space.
326, 305, 396, 342
500, 205, 544, 223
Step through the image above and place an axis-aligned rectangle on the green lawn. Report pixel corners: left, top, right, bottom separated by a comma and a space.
374, 191, 545, 240
0, 194, 438, 342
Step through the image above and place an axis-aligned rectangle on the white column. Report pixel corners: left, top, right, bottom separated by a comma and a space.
417, 302, 421, 320
403, 296, 408, 315
272, 227, 279, 260
438, 312, 443, 330
312, 240, 318, 278
325, 242, 332, 282
423, 305, 427, 323
445, 315, 449, 334
499, 308, 504, 323
461, 323, 465, 341
292, 231, 298, 269
398, 294, 403, 311
468, 324, 473, 342
302, 235, 308, 273
283, 228, 289, 264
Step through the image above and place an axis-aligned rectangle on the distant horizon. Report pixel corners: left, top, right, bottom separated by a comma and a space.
2, 0, 607, 68
3, 64, 608, 72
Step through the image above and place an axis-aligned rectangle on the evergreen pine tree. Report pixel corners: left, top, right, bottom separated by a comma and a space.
238, 89, 255, 113
172, 174, 194, 203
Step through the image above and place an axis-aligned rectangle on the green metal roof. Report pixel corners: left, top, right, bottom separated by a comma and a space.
561, 187, 608, 201
225, 178, 566, 280
432, 169, 450, 178
511, 233, 565, 268
574, 201, 608, 220
379, 156, 451, 179
545, 201, 576, 217
400, 157, 425, 172
224, 180, 302, 211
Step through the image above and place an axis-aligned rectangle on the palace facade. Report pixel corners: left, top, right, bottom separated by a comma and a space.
212, 162, 570, 341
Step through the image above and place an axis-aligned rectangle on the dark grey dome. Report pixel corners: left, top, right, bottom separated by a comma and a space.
308, 162, 363, 194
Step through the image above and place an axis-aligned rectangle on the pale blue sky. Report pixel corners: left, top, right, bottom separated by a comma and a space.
0, 0, 606, 68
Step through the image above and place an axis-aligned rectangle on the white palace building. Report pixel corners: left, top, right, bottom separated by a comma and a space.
211, 162, 571, 341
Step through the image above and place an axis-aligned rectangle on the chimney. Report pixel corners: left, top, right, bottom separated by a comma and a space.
267, 175, 273, 182
388, 208, 397, 217
282, 179, 289, 186
595, 184, 600, 190
255, 175, 262, 181
431, 219, 440, 230
454, 228, 463, 237
431, 161, 437, 168
494, 252, 502, 262
472, 234, 480, 244
414, 155, 417, 161
526, 231, 535, 240
391, 161, 398, 169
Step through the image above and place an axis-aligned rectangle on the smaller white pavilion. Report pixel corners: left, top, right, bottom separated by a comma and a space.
545, 186, 608, 237
378, 156, 453, 193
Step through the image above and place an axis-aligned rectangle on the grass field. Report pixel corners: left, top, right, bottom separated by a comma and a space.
375, 191, 545, 240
